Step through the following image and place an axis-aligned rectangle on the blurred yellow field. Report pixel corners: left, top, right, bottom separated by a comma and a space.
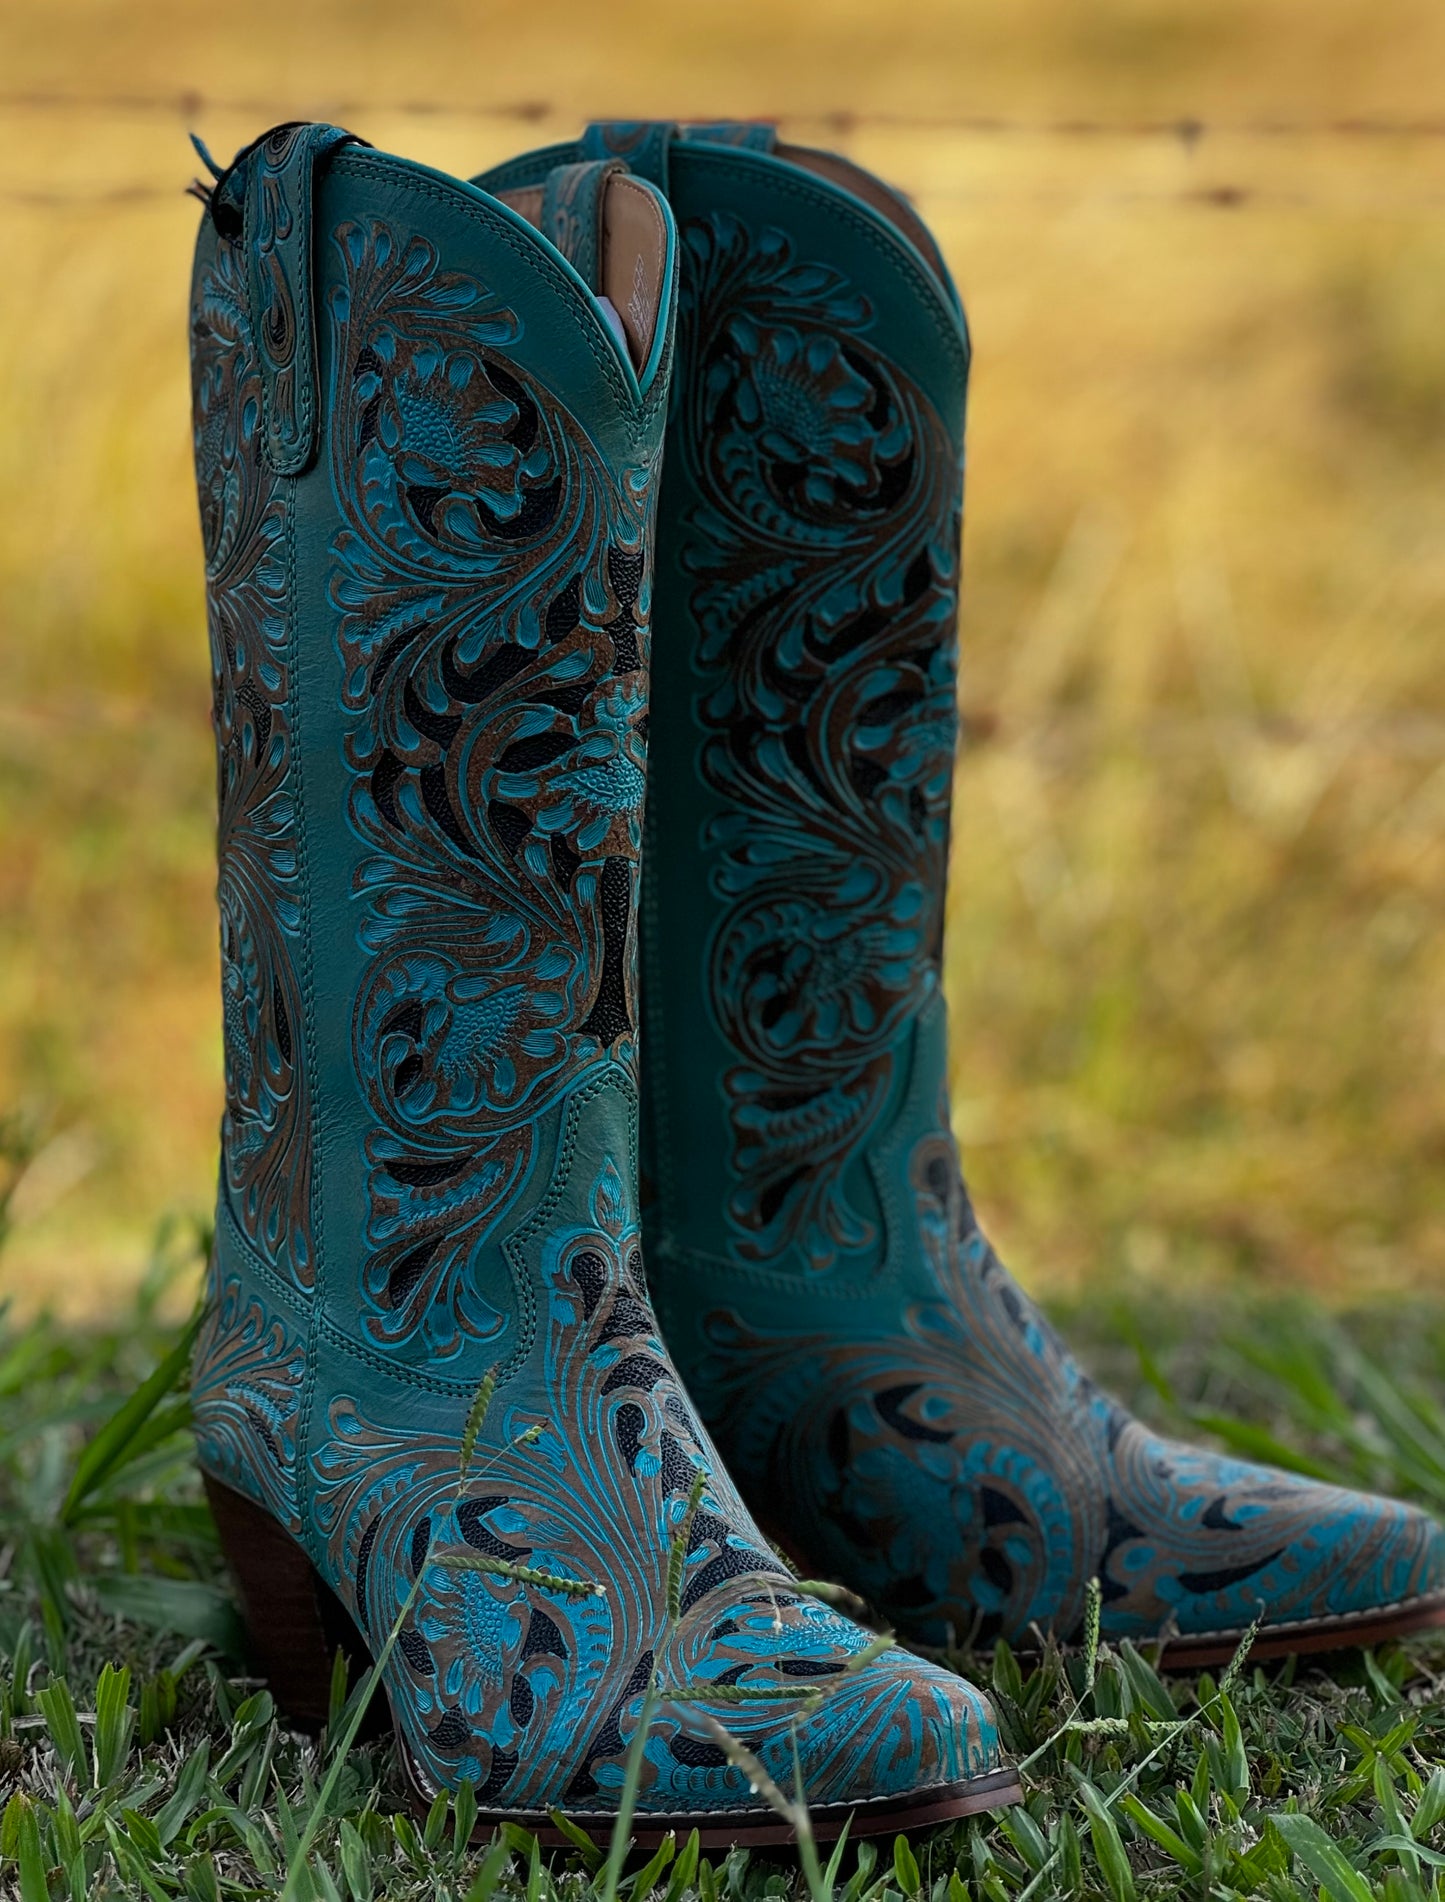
1, 0, 1443, 1314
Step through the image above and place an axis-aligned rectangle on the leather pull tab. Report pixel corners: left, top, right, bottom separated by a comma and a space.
680, 121, 778, 154
241, 122, 360, 476
540, 159, 626, 292
581, 121, 676, 195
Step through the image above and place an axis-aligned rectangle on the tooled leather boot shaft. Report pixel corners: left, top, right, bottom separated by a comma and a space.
479, 122, 1445, 1667
189, 120, 674, 1506
187, 122, 1011, 1828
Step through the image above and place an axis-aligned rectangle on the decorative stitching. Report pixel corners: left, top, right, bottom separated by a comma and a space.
1160, 1590, 1445, 1645
676, 204, 960, 1270
331, 153, 659, 436
684, 143, 969, 394
216, 1200, 311, 1327
325, 213, 657, 1356
499, 1067, 638, 1384
286, 477, 326, 1559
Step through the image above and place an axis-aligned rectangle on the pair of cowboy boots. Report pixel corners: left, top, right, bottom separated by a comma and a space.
187, 118, 1445, 1844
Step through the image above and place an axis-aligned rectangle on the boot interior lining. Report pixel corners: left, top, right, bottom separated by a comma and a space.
495, 139, 946, 368
496, 174, 667, 372
775, 143, 950, 288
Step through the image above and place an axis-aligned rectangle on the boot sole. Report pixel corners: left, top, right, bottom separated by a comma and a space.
205, 1475, 1022, 1844
399, 1755, 1023, 1850
1155, 1591, 1445, 1669
939, 1591, 1445, 1671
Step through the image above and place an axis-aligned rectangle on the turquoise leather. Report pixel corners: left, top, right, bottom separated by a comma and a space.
539, 160, 626, 292
189, 122, 1004, 1828
479, 124, 1445, 1657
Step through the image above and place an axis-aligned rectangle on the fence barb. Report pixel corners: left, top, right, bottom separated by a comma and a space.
3, 90, 1445, 142
7, 93, 1445, 215
6, 181, 1445, 215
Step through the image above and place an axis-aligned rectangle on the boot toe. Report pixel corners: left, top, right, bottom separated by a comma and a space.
781, 1643, 1005, 1813
369, 1475, 1013, 1829
1108, 1427, 1445, 1645
665, 1593, 1005, 1814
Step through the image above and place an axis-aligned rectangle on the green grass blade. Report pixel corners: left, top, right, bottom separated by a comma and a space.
1118, 1793, 1203, 1875
666, 1470, 707, 1622
627, 1829, 676, 1900
892, 1832, 921, 1896
90, 1573, 246, 1654
452, 1779, 478, 1860
154, 1742, 211, 1847
600, 1683, 659, 1902
547, 1809, 603, 1871
1270, 1812, 1375, 1902
61, 1310, 201, 1523
464, 1836, 513, 1902
1076, 1780, 1136, 1902
14, 1796, 51, 1902
457, 1366, 498, 1489
1184, 1410, 1342, 1483
1413, 1767, 1445, 1840
93, 1660, 134, 1787
37, 1676, 86, 1783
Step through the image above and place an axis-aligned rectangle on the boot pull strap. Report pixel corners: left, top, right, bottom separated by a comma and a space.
580, 121, 677, 194
246, 122, 362, 475
207, 122, 363, 476
679, 121, 777, 153
581, 120, 777, 197
539, 158, 627, 292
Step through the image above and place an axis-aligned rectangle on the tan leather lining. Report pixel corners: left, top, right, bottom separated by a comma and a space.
495, 175, 665, 372
499, 184, 543, 227
602, 173, 666, 369
775, 142, 949, 286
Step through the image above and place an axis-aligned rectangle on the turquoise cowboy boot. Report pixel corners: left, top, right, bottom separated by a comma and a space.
479, 123, 1445, 1666
187, 121, 1018, 1842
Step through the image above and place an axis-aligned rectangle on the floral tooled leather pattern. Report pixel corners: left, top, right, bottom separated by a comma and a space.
191, 158, 1008, 1817
667, 201, 1443, 1653
311, 1141, 997, 1813
327, 220, 653, 1354
192, 1267, 307, 1534
678, 211, 962, 1270
312, 208, 1001, 1814
243, 122, 358, 473
192, 239, 313, 1291
701, 1099, 1445, 1646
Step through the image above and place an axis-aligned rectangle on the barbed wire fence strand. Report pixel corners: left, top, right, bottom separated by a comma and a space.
6, 90, 1445, 137
5, 92, 1445, 212
13, 184, 1445, 214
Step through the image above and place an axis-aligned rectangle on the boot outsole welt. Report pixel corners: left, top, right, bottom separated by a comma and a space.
924, 1591, 1445, 1673
400, 1760, 1024, 1849
1154, 1592, 1445, 1669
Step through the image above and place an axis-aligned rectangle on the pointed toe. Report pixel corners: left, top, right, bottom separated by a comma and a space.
1132, 1449, 1445, 1662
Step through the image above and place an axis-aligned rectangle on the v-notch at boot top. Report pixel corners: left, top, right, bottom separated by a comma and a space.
189, 120, 1016, 1843
479, 121, 1445, 1667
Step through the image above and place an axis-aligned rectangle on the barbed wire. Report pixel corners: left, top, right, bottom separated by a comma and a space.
2, 89, 1445, 142
5, 181, 1444, 215
5, 92, 1443, 214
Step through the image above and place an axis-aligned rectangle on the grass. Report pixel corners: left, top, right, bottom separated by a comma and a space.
4, 1200, 1445, 1899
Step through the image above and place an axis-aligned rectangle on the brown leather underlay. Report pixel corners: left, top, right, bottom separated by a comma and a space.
502, 183, 543, 225
495, 174, 666, 373
602, 173, 667, 368
495, 136, 944, 373
774, 142, 949, 286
